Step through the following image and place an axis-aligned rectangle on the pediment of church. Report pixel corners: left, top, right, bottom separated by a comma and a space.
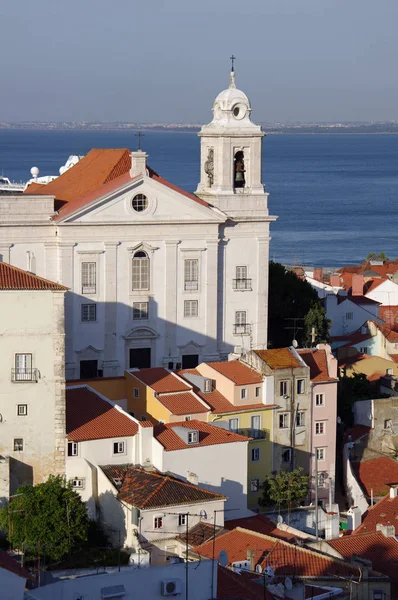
59, 175, 225, 225
123, 327, 159, 340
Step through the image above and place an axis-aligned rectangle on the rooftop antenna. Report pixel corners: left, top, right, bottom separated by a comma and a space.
135, 130, 144, 151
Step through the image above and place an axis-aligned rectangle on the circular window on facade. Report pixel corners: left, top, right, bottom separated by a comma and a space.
232, 104, 246, 120
132, 193, 148, 212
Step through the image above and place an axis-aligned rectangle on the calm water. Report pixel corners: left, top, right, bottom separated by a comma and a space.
1, 129, 397, 267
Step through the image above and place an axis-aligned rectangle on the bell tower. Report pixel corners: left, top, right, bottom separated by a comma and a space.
195, 67, 268, 216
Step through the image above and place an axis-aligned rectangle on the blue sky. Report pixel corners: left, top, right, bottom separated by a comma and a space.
2, 0, 397, 123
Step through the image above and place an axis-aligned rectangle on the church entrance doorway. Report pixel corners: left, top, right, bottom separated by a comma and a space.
80, 360, 98, 379
181, 354, 199, 369
130, 348, 151, 369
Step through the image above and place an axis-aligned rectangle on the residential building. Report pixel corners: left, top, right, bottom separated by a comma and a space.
331, 320, 398, 363
355, 488, 398, 534
353, 396, 398, 457
0, 262, 67, 498
97, 464, 226, 564
325, 292, 380, 337
339, 353, 398, 383
0, 69, 276, 379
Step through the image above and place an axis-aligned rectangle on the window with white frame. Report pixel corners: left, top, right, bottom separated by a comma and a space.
81, 303, 96, 322
297, 379, 305, 394
184, 259, 199, 291
279, 413, 289, 429
113, 441, 125, 454
14, 353, 32, 381
240, 388, 247, 400
255, 386, 261, 398
134, 388, 139, 398
282, 447, 292, 463
251, 447, 260, 462
204, 379, 212, 393
296, 411, 305, 427
235, 311, 248, 334
187, 431, 199, 444
178, 513, 187, 527
250, 479, 260, 492
387, 368, 393, 375
317, 472, 327, 488
184, 300, 198, 318
315, 394, 324, 406
133, 302, 149, 320
235, 266, 250, 290
316, 447, 325, 461
315, 421, 325, 435
71, 478, 85, 490
13, 438, 24, 452
17, 404, 28, 416
279, 380, 288, 397
68, 441, 78, 456
81, 262, 96, 294
346, 312, 353, 320
154, 516, 163, 529
229, 418, 239, 432
132, 193, 148, 212
132, 251, 150, 291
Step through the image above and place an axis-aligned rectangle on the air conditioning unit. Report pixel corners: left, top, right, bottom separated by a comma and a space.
161, 579, 182, 596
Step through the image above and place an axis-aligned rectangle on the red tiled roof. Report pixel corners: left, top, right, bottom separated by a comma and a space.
352, 457, 398, 497
217, 565, 272, 600
0, 262, 68, 291
390, 355, 398, 364
224, 515, 296, 542
339, 261, 398, 279
66, 386, 138, 441
132, 368, 191, 393
138, 420, 154, 427
328, 531, 398, 594
178, 521, 224, 548
356, 493, 398, 534
157, 391, 209, 415
101, 465, 225, 508
154, 420, 249, 451
254, 348, 301, 370
0, 551, 30, 579
298, 349, 337, 382
372, 320, 398, 342
205, 361, 263, 385
365, 279, 385, 293
194, 528, 364, 580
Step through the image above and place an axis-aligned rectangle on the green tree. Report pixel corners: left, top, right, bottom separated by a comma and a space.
0, 475, 89, 561
338, 373, 375, 425
303, 303, 331, 347
259, 468, 310, 509
365, 252, 389, 262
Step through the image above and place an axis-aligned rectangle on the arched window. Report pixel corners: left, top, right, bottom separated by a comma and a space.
234, 150, 245, 189
132, 251, 150, 291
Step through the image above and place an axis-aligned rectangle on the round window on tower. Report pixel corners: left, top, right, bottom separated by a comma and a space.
132, 193, 148, 212
232, 104, 246, 120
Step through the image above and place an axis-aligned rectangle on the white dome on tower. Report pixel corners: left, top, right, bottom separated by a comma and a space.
213, 71, 250, 112
205, 71, 258, 130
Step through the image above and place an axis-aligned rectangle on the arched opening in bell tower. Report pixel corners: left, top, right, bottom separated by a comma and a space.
234, 150, 245, 189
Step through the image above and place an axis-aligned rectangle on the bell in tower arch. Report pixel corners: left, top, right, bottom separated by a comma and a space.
234, 150, 245, 189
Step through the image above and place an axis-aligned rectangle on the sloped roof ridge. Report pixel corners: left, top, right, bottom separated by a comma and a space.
0, 261, 68, 291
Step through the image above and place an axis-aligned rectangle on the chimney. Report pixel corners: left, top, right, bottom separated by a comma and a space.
187, 471, 198, 486
351, 274, 364, 297
347, 506, 362, 531
390, 485, 398, 499
246, 549, 255, 572
376, 523, 396, 537
330, 274, 341, 287
130, 150, 148, 178
313, 268, 322, 282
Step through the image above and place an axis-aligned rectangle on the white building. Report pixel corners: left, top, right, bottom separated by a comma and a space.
0, 262, 67, 498
0, 70, 276, 379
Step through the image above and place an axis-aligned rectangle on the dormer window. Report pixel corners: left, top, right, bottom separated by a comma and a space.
204, 379, 212, 393
187, 431, 199, 445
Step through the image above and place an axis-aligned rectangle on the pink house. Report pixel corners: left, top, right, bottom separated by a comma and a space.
298, 345, 338, 507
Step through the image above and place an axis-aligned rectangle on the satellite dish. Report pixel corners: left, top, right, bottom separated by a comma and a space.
277, 515, 283, 525
285, 577, 293, 591
292, 339, 298, 348
30, 166, 39, 178
218, 550, 229, 567
256, 564, 262, 573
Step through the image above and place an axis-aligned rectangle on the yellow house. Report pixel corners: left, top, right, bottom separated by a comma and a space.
339, 352, 398, 380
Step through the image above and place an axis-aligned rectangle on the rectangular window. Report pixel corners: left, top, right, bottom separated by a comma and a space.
185, 416, 191, 421
234, 311, 249, 334
188, 431, 199, 444
255, 386, 261, 398
81, 262, 96, 294
81, 303, 96, 322
240, 388, 247, 400
360, 347, 368, 354
315, 394, 324, 406
282, 447, 292, 463
133, 302, 149, 320
178, 514, 187, 527
296, 411, 305, 427
184, 259, 199, 290
279, 381, 288, 397
68, 441, 78, 457
13, 438, 24, 452
134, 388, 139, 399
17, 404, 28, 416
318, 472, 327, 488
14, 353, 33, 381
236, 265, 247, 280
71, 478, 85, 490
154, 516, 163, 529
279, 413, 289, 429
346, 312, 353, 320
229, 418, 239, 432
132, 254, 150, 291
316, 447, 325, 461
251, 447, 260, 462
204, 379, 212, 393
315, 421, 325, 435
250, 479, 260, 493
251, 415, 261, 433
234, 266, 251, 290
184, 300, 198, 318
297, 379, 305, 394
113, 441, 125, 454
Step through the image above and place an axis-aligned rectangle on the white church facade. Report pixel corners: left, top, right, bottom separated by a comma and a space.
0, 71, 276, 379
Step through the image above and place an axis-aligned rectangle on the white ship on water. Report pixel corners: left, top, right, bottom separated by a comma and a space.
0, 155, 84, 194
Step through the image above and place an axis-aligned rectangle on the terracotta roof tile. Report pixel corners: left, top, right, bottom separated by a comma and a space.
352, 457, 398, 497
0, 262, 68, 291
132, 368, 191, 393
157, 391, 209, 415
217, 565, 272, 600
101, 465, 225, 509
254, 348, 301, 370
356, 494, 398, 534
298, 349, 337, 382
224, 515, 296, 542
178, 521, 224, 547
194, 528, 364, 580
372, 320, 398, 342
154, 420, 249, 451
390, 355, 398, 364
66, 385, 138, 441
205, 361, 263, 385
138, 420, 154, 427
